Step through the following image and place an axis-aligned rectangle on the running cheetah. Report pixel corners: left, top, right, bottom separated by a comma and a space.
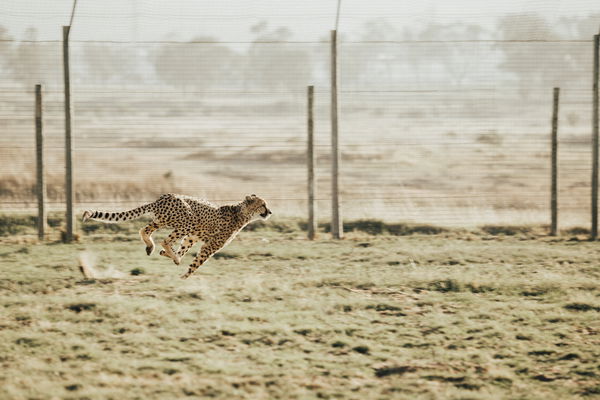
82, 193, 272, 279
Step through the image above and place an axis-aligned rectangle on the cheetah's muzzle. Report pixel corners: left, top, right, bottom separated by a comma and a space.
260, 209, 272, 219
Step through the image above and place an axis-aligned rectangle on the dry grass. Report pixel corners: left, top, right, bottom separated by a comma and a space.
0, 218, 599, 399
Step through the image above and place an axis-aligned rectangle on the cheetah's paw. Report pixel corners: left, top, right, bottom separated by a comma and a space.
160, 250, 180, 265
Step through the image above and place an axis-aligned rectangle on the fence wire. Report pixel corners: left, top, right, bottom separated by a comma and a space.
1, 2, 599, 228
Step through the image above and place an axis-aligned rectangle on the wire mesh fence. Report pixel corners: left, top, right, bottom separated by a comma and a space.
1, 2, 599, 228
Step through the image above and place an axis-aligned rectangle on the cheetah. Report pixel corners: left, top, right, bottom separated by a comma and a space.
81, 193, 272, 279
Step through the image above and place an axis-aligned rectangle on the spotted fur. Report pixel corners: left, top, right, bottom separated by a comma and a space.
82, 193, 272, 279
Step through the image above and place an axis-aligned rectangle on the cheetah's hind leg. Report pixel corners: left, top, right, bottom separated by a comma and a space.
139, 221, 161, 256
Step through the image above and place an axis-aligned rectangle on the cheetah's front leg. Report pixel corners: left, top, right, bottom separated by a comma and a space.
160, 235, 186, 264
160, 235, 199, 265
175, 235, 200, 261
180, 240, 224, 279
159, 229, 186, 265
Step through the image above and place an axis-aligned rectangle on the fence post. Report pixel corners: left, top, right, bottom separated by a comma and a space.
330, 29, 343, 239
63, 25, 75, 242
592, 34, 599, 240
307, 85, 316, 240
35, 84, 47, 240
550, 87, 559, 236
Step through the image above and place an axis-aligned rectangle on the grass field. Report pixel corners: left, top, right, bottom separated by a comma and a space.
1, 216, 599, 399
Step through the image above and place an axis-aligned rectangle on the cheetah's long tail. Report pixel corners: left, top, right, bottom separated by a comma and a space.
82, 204, 152, 223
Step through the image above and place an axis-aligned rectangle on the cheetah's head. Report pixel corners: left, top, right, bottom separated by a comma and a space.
244, 194, 272, 220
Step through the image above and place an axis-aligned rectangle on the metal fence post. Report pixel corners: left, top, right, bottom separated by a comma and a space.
63, 25, 75, 242
35, 84, 47, 240
592, 34, 599, 240
307, 85, 316, 240
550, 87, 559, 236
330, 29, 342, 239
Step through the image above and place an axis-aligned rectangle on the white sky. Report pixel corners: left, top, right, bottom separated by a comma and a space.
1, 0, 600, 41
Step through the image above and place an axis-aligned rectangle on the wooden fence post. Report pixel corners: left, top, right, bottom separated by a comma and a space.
35, 84, 47, 240
550, 87, 559, 236
592, 34, 599, 240
330, 29, 343, 239
307, 86, 316, 240
63, 25, 75, 242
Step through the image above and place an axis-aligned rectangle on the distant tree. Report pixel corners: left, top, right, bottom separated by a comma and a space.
557, 13, 600, 40
7, 27, 61, 87
151, 36, 239, 89
556, 13, 600, 86
399, 22, 490, 87
81, 43, 142, 84
495, 13, 587, 95
10, 27, 42, 86
0, 25, 13, 74
424, 23, 486, 85
340, 19, 397, 88
243, 23, 312, 91
334, 19, 489, 89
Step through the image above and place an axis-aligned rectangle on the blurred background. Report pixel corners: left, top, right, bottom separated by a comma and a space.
1, 0, 599, 227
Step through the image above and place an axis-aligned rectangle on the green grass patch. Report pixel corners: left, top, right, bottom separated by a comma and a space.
319, 219, 450, 236
480, 224, 536, 236
564, 302, 600, 312
130, 268, 145, 276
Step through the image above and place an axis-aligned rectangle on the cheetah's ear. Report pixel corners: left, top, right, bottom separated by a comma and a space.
245, 195, 253, 202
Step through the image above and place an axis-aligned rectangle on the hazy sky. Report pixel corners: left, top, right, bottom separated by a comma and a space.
2, 0, 600, 41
